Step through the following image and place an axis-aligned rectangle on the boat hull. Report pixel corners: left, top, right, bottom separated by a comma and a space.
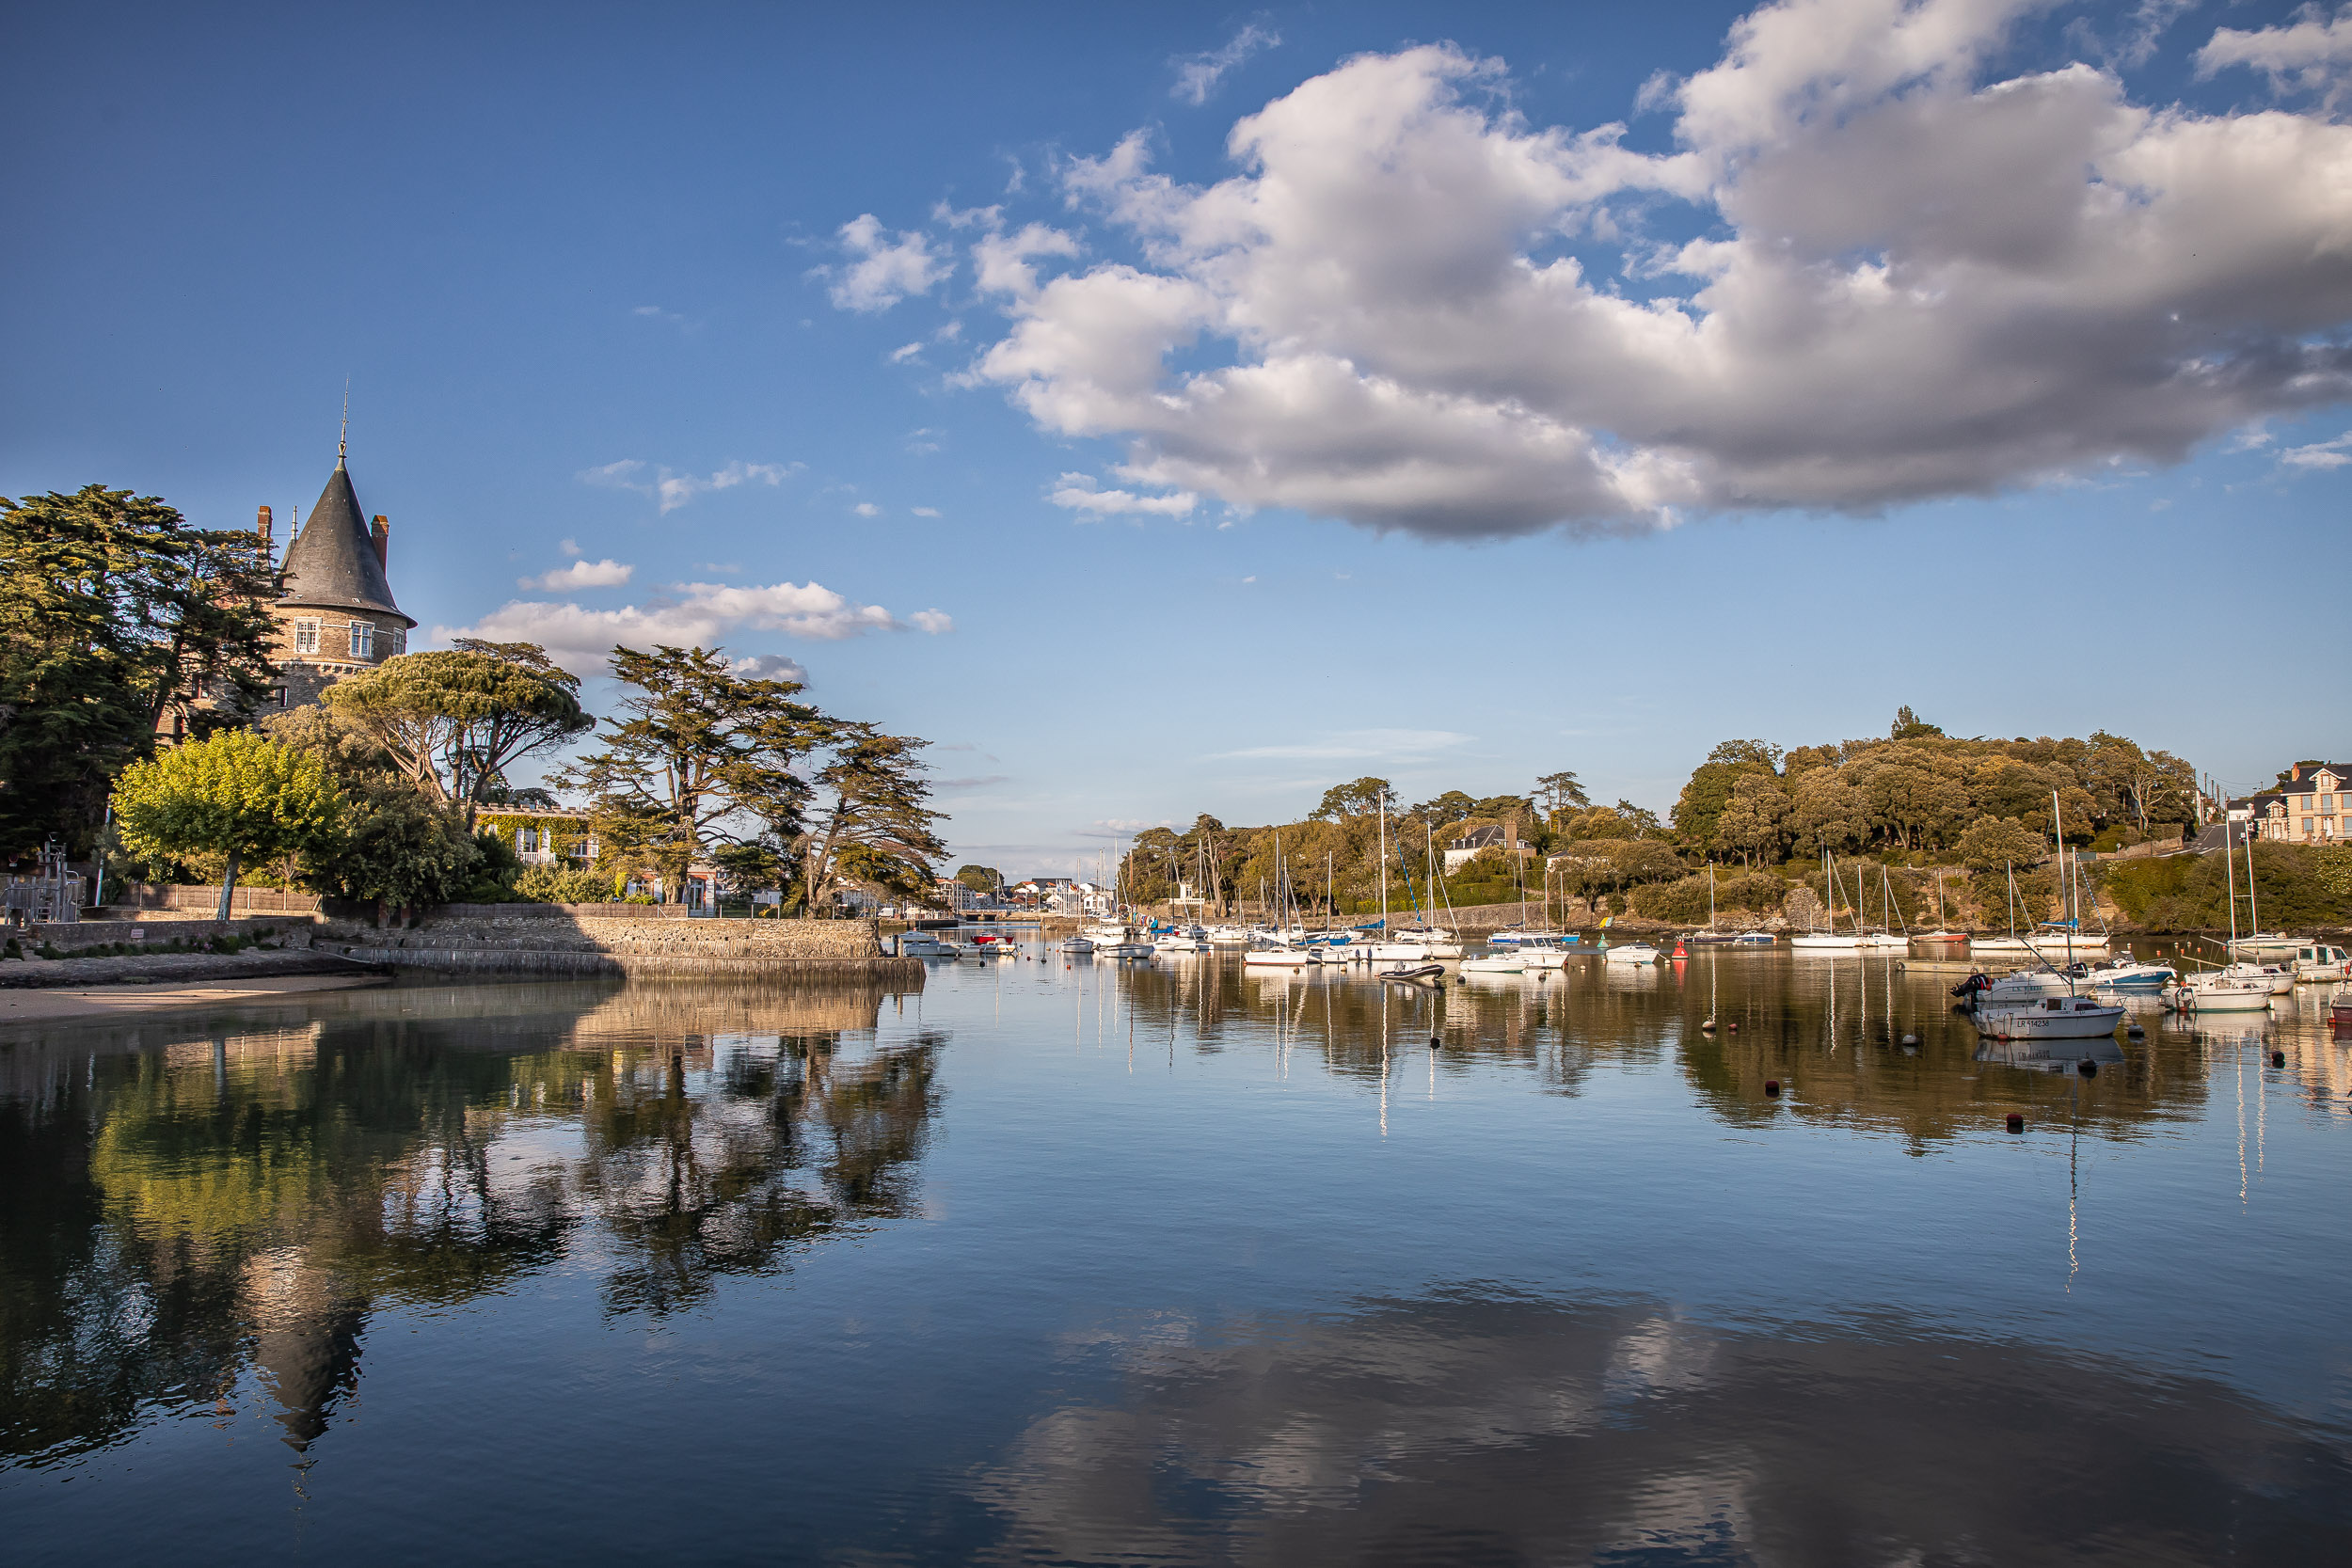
1973, 999, 2126, 1039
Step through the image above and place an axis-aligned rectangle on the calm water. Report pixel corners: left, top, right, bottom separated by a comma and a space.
4, 946, 2350, 1564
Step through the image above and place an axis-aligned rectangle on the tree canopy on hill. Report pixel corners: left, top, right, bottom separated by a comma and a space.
1669, 714, 2193, 863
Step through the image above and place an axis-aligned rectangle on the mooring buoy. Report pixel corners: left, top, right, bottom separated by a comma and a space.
1764, 1079, 1781, 1096
2272, 1051, 2286, 1069
2006, 1113, 2026, 1132
2077, 1058, 2097, 1078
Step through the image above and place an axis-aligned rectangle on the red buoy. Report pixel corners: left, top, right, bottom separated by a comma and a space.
2006, 1113, 2026, 1132
1764, 1079, 1781, 1096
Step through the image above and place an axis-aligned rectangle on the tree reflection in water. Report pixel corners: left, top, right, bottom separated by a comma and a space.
1103, 951, 2226, 1148
0, 979, 938, 1462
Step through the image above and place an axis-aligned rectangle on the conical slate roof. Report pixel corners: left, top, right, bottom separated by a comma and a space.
278, 458, 413, 626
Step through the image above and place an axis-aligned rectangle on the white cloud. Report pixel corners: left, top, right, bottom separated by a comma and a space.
912, 506, 943, 517
1048, 472, 1197, 518
1211, 727, 1473, 761
519, 558, 635, 590
950, 3, 2352, 540
1172, 21, 1280, 105
2197, 6, 2352, 102
559, 538, 582, 558
826, 214, 947, 311
889, 341, 927, 363
579, 458, 800, 515
853, 501, 882, 516
972, 223, 1082, 298
726, 653, 810, 683
2279, 431, 2352, 469
440, 579, 948, 675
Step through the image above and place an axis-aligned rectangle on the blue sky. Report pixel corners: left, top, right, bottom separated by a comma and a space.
6, 0, 2348, 876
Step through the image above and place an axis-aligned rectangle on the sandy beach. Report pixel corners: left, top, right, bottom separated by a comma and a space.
0, 973, 389, 1022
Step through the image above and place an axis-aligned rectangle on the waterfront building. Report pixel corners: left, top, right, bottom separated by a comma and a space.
2229, 762, 2347, 843
262, 441, 415, 710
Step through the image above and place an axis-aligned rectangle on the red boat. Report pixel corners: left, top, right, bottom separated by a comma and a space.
2332, 993, 2352, 1031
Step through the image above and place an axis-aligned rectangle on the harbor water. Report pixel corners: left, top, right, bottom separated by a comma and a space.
3, 947, 2348, 1563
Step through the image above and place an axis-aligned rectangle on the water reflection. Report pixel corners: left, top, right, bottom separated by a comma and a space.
0, 978, 935, 1463
975, 1290, 2352, 1564
1073, 950, 2265, 1148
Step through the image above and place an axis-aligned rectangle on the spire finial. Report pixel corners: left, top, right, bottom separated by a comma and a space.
338, 377, 349, 466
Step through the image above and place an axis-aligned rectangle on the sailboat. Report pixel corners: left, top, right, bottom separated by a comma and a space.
1790, 850, 1863, 949
2225, 825, 2295, 958
1912, 866, 1967, 950
1243, 830, 1317, 967
1391, 822, 1467, 958
1854, 864, 1908, 949
1366, 798, 1433, 963
1688, 864, 1744, 944
2170, 829, 2274, 1012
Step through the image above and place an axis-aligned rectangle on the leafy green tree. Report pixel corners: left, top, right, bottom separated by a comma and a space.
1790, 769, 1867, 854
798, 731, 947, 915
1410, 790, 1478, 825
1311, 777, 1396, 819
1955, 816, 2047, 874
1715, 773, 1793, 865
1890, 705, 1944, 739
300, 778, 481, 922
555, 645, 822, 902
0, 484, 277, 855
323, 640, 591, 830
954, 864, 1002, 895
1671, 739, 1781, 853
1534, 770, 1589, 815
111, 730, 345, 918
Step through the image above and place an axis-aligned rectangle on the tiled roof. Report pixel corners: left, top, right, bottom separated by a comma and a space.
278, 458, 412, 626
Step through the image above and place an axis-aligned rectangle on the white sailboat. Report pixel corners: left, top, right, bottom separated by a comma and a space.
1790, 850, 1863, 950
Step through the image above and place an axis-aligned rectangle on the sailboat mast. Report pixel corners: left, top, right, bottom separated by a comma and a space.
1378, 794, 1389, 935
2244, 824, 2260, 938
2224, 818, 2240, 949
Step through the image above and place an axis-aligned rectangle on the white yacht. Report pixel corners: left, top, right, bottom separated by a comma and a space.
1972, 993, 2127, 1041
1602, 942, 1661, 964
1460, 952, 1525, 974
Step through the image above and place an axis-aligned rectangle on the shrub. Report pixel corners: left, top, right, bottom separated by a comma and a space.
513, 863, 619, 904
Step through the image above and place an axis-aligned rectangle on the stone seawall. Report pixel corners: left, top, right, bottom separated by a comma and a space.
315, 908, 919, 982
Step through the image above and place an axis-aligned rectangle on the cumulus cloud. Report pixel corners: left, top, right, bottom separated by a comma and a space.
727, 652, 810, 683
2197, 6, 2352, 102
853, 501, 882, 516
973, 223, 1083, 298
2279, 431, 2352, 469
914, 0, 2352, 540
1172, 21, 1280, 105
579, 458, 800, 515
519, 558, 634, 590
440, 578, 953, 675
826, 214, 947, 311
1049, 472, 1197, 518
912, 505, 943, 517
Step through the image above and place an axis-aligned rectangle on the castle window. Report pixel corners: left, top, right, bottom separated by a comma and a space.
294, 619, 319, 655
389, 626, 406, 657
349, 622, 374, 659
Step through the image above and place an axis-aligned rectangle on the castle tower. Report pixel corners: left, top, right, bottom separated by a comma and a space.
268, 451, 417, 708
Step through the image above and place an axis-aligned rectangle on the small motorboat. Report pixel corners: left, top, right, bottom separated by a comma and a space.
2227, 932, 2299, 960
1602, 942, 1661, 964
1731, 930, 1776, 945
1057, 936, 1096, 955
1789, 933, 1863, 951
2167, 974, 2271, 1013
2330, 990, 2352, 1030
1460, 953, 1524, 974
2291, 944, 2352, 983
1378, 963, 1446, 985
1518, 944, 1574, 970
1242, 945, 1315, 968
1972, 993, 2127, 1041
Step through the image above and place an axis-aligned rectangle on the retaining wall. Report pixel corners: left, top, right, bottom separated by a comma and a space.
15, 916, 316, 955
315, 907, 917, 981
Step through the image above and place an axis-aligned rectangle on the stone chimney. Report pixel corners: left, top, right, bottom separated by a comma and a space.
370, 515, 389, 570
256, 505, 273, 547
